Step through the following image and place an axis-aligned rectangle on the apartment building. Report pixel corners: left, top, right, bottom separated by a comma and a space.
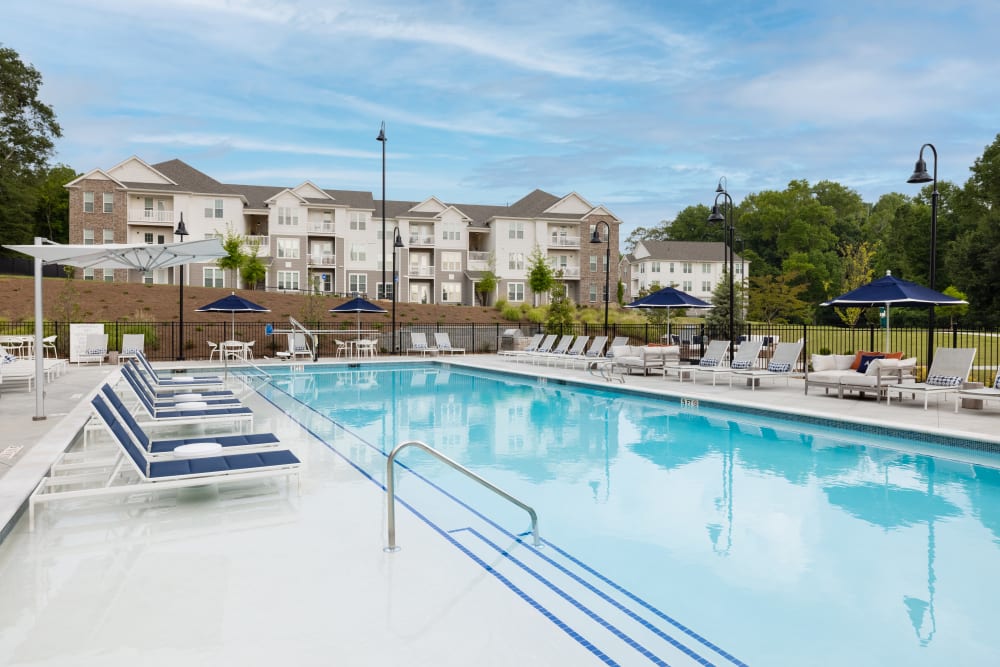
624, 240, 749, 304
65, 157, 621, 307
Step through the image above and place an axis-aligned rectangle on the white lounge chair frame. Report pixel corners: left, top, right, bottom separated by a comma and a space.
433, 332, 465, 354
886, 347, 977, 409
730, 340, 804, 390
693, 339, 763, 386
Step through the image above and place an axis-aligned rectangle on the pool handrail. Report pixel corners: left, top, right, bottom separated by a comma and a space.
385, 439, 540, 551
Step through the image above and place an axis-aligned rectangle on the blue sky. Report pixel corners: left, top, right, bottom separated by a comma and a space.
7, 0, 999, 237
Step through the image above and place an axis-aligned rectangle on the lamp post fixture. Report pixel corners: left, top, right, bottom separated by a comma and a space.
174, 213, 189, 360
590, 220, 612, 336
907, 143, 939, 368
377, 122, 387, 300
708, 183, 735, 364
392, 227, 404, 354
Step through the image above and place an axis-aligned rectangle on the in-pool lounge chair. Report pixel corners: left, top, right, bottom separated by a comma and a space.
29, 394, 300, 530
886, 347, 977, 409
693, 338, 763, 386
121, 364, 240, 408
95, 392, 280, 455
433, 332, 465, 355
730, 340, 804, 390
133, 352, 225, 390
664, 339, 729, 382
106, 382, 253, 429
954, 370, 1000, 413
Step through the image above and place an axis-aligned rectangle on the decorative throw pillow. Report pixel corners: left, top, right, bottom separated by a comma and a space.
699, 358, 719, 367
856, 353, 884, 373
926, 374, 962, 387
1, 353, 16, 364
768, 362, 791, 373
811, 354, 835, 372
850, 350, 880, 370
994, 373, 1000, 390
86, 348, 104, 355
731, 360, 753, 369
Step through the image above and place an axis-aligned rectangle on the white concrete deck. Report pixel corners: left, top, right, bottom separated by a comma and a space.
1, 354, 998, 666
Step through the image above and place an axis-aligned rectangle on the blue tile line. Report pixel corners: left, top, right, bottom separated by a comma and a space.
245, 366, 749, 665
248, 380, 619, 667
452, 526, 702, 667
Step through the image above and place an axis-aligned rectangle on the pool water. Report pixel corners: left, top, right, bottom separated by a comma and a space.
258, 364, 1000, 666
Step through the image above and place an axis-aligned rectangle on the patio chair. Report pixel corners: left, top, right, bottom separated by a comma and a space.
133, 352, 225, 390
604, 337, 631, 358
886, 347, 977, 409
42, 335, 59, 358
118, 333, 145, 365
527, 335, 574, 364
407, 332, 437, 356
433, 332, 465, 354
499, 333, 545, 359
95, 391, 279, 455
548, 336, 590, 367
124, 360, 234, 399
121, 364, 240, 409
664, 339, 729, 382
693, 339, 763, 386
954, 370, 1000, 413
354, 338, 378, 357
79, 333, 109, 365
585, 336, 608, 358
106, 380, 253, 428
729, 340, 804, 390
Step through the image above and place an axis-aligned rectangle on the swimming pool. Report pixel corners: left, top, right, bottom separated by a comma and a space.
256, 362, 1000, 666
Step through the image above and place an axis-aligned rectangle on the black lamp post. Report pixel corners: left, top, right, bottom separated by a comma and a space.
174, 213, 189, 360
708, 184, 735, 364
590, 220, 612, 336
907, 143, 938, 368
377, 121, 387, 299
392, 227, 404, 354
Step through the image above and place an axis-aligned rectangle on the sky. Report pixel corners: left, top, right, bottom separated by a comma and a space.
6, 0, 1000, 237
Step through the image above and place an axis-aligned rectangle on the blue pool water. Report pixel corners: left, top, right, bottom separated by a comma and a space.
255, 363, 1000, 666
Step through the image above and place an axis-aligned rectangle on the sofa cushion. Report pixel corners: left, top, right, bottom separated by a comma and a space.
811, 354, 836, 372
857, 353, 884, 373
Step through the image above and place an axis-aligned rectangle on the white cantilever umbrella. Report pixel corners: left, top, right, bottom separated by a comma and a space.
3, 238, 226, 419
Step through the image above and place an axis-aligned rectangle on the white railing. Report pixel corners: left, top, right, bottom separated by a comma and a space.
242, 235, 270, 256
308, 222, 336, 234
408, 234, 435, 245
552, 267, 580, 278
409, 265, 435, 277
549, 235, 581, 247
128, 209, 175, 224
309, 253, 335, 265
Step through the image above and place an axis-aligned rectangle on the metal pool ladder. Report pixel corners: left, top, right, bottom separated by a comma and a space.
385, 439, 540, 552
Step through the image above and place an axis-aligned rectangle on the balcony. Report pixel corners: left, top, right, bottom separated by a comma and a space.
308, 221, 336, 234
409, 234, 435, 246
308, 253, 336, 266
552, 267, 580, 278
242, 235, 270, 257
128, 209, 175, 225
548, 235, 581, 248
409, 265, 435, 277
467, 251, 490, 271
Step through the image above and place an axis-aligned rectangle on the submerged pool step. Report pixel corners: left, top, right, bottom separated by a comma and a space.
448, 526, 742, 667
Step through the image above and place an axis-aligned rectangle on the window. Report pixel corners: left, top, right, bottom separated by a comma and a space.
702, 281, 712, 292
103, 269, 114, 282
589, 285, 598, 303
83, 268, 95, 281
350, 212, 367, 230
589, 255, 598, 271
144, 233, 154, 244
651, 261, 661, 272
349, 274, 367, 294
277, 238, 300, 259
507, 282, 524, 302
377, 283, 394, 300
315, 272, 333, 292
205, 199, 223, 219
669, 262, 675, 273
350, 244, 367, 262
277, 206, 298, 226
277, 271, 300, 291
682, 262, 692, 274
83, 229, 95, 245
442, 224, 460, 241
702, 263, 712, 273
83, 192, 94, 213
102, 229, 114, 244
441, 251, 461, 271
441, 282, 461, 303
103, 193, 114, 213
508, 252, 524, 270
322, 211, 334, 232
639, 263, 646, 274
682, 281, 692, 292
204, 267, 224, 288
509, 222, 524, 239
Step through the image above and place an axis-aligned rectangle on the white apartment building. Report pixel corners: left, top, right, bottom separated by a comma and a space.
624, 240, 748, 304
65, 157, 621, 307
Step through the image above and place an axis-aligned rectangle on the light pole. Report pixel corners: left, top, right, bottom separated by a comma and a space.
590, 220, 612, 336
174, 213, 189, 360
392, 227, 404, 354
708, 183, 735, 364
377, 121, 387, 300
907, 143, 938, 368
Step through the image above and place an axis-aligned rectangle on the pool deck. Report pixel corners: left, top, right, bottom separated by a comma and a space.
1, 354, 999, 666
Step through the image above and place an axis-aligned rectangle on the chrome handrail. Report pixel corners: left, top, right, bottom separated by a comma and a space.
385, 439, 540, 552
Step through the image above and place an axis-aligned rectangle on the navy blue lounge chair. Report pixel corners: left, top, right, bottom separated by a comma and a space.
121, 363, 239, 407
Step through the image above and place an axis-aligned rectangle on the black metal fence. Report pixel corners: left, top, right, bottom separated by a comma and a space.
2, 320, 997, 383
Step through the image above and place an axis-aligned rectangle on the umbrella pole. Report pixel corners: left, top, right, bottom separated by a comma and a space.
885, 305, 891, 353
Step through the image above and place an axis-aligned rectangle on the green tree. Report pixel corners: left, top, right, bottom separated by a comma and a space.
937, 286, 969, 328
0, 46, 62, 249
217, 229, 247, 288
475, 253, 498, 306
527, 246, 555, 306
747, 271, 810, 324
240, 243, 267, 289
545, 292, 576, 330
666, 204, 720, 242
706, 269, 745, 337
833, 241, 876, 326
33, 164, 77, 242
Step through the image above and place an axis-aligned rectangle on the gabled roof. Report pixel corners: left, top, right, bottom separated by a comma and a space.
65, 168, 126, 189
637, 240, 743, 263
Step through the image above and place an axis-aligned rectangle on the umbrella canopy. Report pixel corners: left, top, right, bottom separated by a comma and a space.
821, 271, 967, 352
624, 286, 713, 337
196, 292, 270, 328
329, 297, 387, 330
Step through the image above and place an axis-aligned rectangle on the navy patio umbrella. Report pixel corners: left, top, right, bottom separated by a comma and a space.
196, 292, 270, 337
624, 286, 713, 338
329, 296, 387, 331
821, 270, 966, 352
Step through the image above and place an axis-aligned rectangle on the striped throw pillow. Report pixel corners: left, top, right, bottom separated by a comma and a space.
768, 362, 791, 373
699, 358, 719, 367
926, 374, 962, 387
731, 360, 753, 369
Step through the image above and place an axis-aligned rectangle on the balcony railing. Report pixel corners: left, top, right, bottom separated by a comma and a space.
467, 251, 490, 271
128, 209, 175, 225
308, 222, 336, 234
552, 267, 580, 278
242, 235, 270, 256
409, 265, 435, 277
549, 235, 581, 248
409, 234, 435, 246
308, 253, 336, 265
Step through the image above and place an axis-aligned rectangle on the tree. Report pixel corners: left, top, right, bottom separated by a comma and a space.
705, 269, 745, 338
217, 229, 247, 288
747, 271, 810, 324
475, 253, 498, 306
0, 46, 62, 249
526, 246, 555, 306
33, 164, 77, 241
545, 292, 576, 330
937, 286, 968, 328
240, 243, 267, 290
833, 241, 876, 326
